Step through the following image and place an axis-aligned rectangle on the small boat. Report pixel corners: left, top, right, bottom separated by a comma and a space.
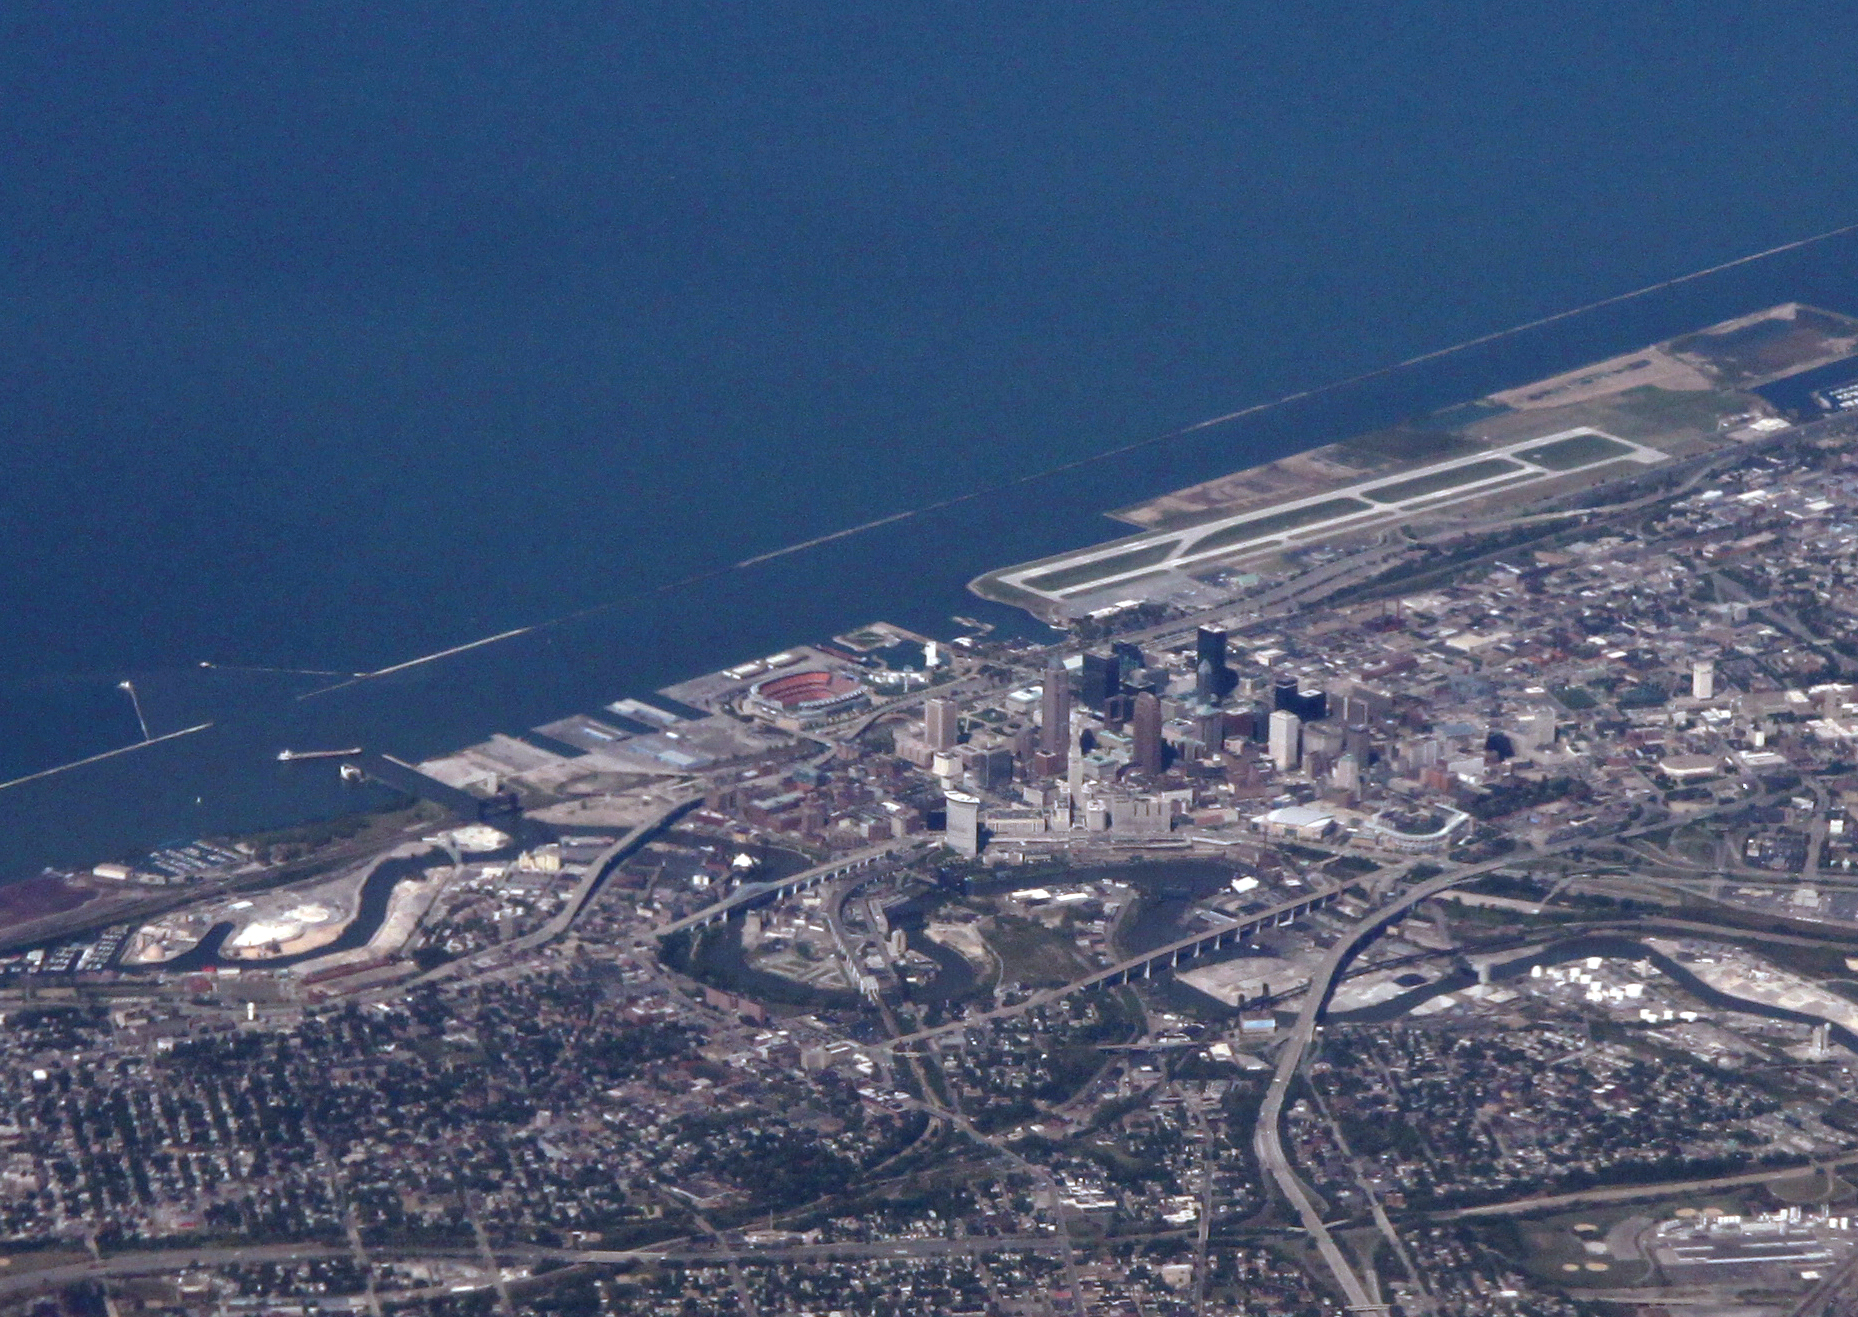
276, 747, 363, 762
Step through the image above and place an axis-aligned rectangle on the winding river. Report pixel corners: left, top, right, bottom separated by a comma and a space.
1330, 933, 1858, 1052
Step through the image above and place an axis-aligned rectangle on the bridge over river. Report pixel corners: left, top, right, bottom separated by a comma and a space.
655, 838, 930, 938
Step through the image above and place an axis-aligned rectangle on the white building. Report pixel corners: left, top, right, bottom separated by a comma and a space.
1361, 806, 1469, 854
1268, 709, 1302, 772
1511, 707, 1558, 757
945, 791, 982, 857
1255, 804, 1334, 842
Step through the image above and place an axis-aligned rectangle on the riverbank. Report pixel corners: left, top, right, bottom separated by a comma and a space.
286, 867, 449, 979
1330, 933, 1858, 1053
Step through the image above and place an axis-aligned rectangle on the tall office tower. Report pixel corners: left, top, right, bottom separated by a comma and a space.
1693, 659, 1716, 701
1067, 732, 1086, 801
1196, 625, 1231, 698
1339, 685, 1390, 726
1510, 708, 1556, 757
1196, 625, 1228, 672
1272, 676, 1328, 722
1269, 709, 1302, 772
978, 748, 1015, 791
1132, 690, 1165, 775
1302, 722, 1342, 760
1040, 659, 1071, 769
1080, 651, 1121, 708
1332, 752, 1362, 794
1343, 723, 1371, 761
1125, 666, 1166, 695
923, 698, 958, 751
1193, 710, 1228, 751
1402, 737, 1443, 771
945, 791, 981, 857
1195, 659, 1217, 703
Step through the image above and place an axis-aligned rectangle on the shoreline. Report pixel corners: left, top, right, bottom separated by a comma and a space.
970, 302, 1857, 621
6, 306, 1858, 901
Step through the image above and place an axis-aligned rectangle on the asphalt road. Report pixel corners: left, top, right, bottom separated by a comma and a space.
876, 881, 1346, 1056
1431, 1148, 1858, 1221
1253, 849, 1605, 1309
1249, 793, 1775, 1310
654, 836, 925, 938
0, 1243, 356, 1298
352, 792, 700, 1003
0, 1232, 1075, 1301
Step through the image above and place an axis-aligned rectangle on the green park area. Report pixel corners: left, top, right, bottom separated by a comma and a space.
1365, 458, 1524, 503
1185, 497, 1376, 556
980, 913, 1094, 988
1518, 432, 1635, 471
1335, 424, 1480, 467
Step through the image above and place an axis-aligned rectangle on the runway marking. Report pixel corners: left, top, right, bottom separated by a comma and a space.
0, 722, 216, 794
835, 220, 1858, 539
293, 219, 1858, 696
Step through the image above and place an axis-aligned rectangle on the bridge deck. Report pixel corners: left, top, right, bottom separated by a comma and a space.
656, 839, 923, 937
877, 883, 1346, 1053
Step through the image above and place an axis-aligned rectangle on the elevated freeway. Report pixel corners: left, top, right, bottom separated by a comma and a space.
353, 792, 704, 1001
1087, 884, 1344, 989
655, 838, 929, 938
0, 1233, 1080, 1305
1247, 807, 1759, 1309
1253, 866, 1468, 1312
876, 881, 1348, 1055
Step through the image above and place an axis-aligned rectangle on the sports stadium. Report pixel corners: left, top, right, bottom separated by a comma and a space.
746, 668, 870, 727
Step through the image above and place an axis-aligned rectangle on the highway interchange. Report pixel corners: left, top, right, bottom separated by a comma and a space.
10, 414, 1858, 1310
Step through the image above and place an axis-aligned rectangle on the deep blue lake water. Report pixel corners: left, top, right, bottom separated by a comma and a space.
4, 2, 1858, 880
